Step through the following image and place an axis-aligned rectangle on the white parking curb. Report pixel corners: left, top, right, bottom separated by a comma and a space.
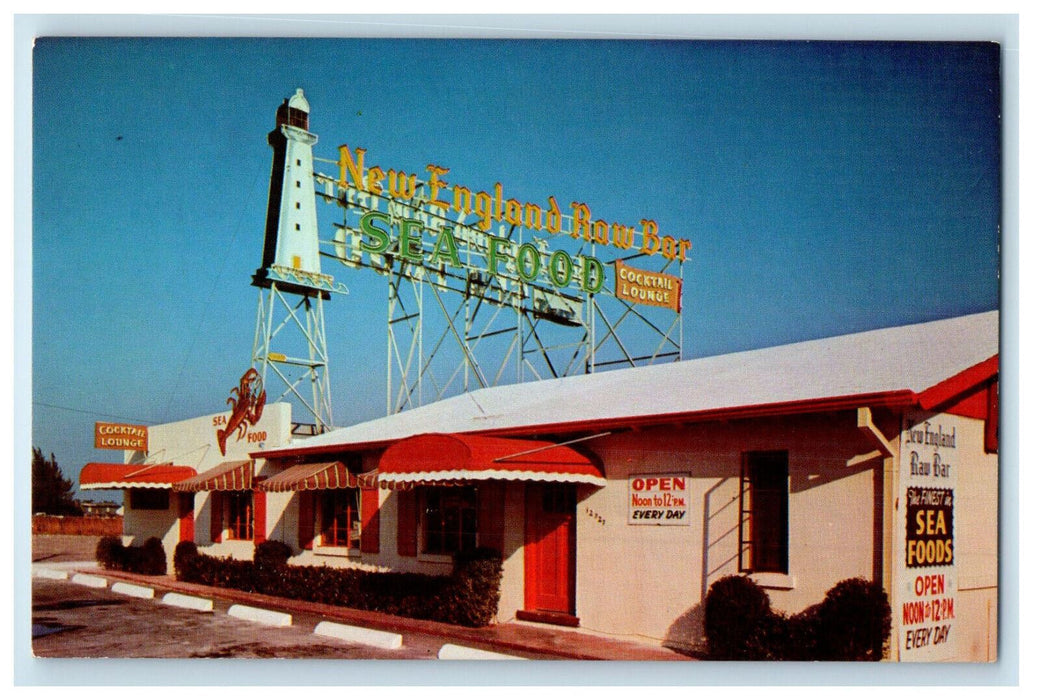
161, 592, 214, 612
227, 604, 293, 627
111, 582, 155, 599
313, 621, 403, 650
71, 573, 108, 589
437, 644, 526, 660
32, 567, 69, 580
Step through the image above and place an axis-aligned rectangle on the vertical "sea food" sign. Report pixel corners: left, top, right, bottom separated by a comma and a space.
896, 412, 959, 661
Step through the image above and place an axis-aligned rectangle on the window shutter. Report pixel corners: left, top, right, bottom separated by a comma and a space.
209, 491, 224, 543
478, 482, 505, 554
298, 491, 315, 550
178, 493, 195, 543
397, 489, 417, 557
253, 490, 267, 545
360, 486, 380, 553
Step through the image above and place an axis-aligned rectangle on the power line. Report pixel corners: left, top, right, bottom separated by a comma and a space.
31, 401, 156, 425
161, 159, 267, 424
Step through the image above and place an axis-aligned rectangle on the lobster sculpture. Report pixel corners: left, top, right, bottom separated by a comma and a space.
217, 368, 266, 456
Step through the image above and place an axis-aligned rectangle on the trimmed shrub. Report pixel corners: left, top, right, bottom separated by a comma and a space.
139, 537, 167, 575
96, 535, 123, 569
96, 535, 166, 575
702, 575, 893, 661
442, 547, 504, 627
704, 575, 774, 660
254, 540, 292, 568
778, 603, 824, 661
173, 541, 198, 578
172, 543, 503, 627
813, 578, 891, 661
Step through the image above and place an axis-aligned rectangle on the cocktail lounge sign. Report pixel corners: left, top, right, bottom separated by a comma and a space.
94, 422, 148, 451
336, 145, 686, 305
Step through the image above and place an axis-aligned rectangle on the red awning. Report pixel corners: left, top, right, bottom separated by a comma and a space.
375, 433, 605, 488
171, 461, 253, 492
258, 461, 377, 492
80, 463, 197, 490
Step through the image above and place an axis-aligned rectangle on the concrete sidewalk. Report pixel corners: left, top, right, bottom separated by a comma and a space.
60, 563, 693, 661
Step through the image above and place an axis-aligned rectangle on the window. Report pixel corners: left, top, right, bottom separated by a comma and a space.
129, 489, 169, 510
319, 489, 360, 548
739, 451, 789, 573
226, 491, 253, 541
421, 486, 478, 555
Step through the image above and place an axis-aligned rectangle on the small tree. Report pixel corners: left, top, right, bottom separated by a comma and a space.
32, 447, 82, 516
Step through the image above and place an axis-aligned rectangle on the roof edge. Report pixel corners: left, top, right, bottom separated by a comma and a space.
252, 389, 919, 459
916, 354, 999, 411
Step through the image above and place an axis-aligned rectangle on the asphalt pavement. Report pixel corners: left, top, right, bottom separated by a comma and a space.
30, 539, 692, 661
33, 574, 437, 659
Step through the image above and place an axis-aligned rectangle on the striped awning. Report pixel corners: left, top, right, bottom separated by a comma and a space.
375, 433, 605, 489
258, 461, 378, 492
80, 463, 197, 490
171, 460, 253, 492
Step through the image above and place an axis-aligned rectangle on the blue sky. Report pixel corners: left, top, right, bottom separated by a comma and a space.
29, 36, 1002, 493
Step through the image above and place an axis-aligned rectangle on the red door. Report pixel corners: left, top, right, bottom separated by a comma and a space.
523, 484, 577, 622
178, 493, 195, 543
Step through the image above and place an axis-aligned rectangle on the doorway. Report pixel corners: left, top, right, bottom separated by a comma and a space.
521, 483, 578, 626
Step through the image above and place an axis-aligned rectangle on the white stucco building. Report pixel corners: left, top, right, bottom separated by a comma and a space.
81, 310, 999, 661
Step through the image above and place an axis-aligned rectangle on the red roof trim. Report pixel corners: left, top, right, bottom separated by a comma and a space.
253, 389, 919, 460
916, 355, 999, 411
481, 390, 920, 439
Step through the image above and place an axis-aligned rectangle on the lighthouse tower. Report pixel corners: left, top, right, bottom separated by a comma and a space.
251, 89, 344, 435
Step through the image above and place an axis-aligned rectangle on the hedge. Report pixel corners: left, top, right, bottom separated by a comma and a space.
703, 575, 891, 661
173, 541, 503, 627
96, 535, 167, 575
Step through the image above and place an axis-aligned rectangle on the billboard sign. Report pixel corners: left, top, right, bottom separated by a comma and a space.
94, 422, 148, 451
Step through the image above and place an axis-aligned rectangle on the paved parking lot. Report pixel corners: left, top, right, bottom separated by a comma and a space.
29, 535, 688, 662
31, 534, 445, 658
32, 574, 449, 659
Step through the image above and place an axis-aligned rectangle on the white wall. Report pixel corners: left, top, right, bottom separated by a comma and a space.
136, 402, 292, 474
128, 403, 294, 564
122, 493, 180, 571
132, 400, 996, 659
891, 411, 998, 662
572, 413, 880, 649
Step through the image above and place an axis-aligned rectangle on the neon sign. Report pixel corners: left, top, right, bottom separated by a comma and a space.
356, 210, 606, 294
330, 144, 690, 303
